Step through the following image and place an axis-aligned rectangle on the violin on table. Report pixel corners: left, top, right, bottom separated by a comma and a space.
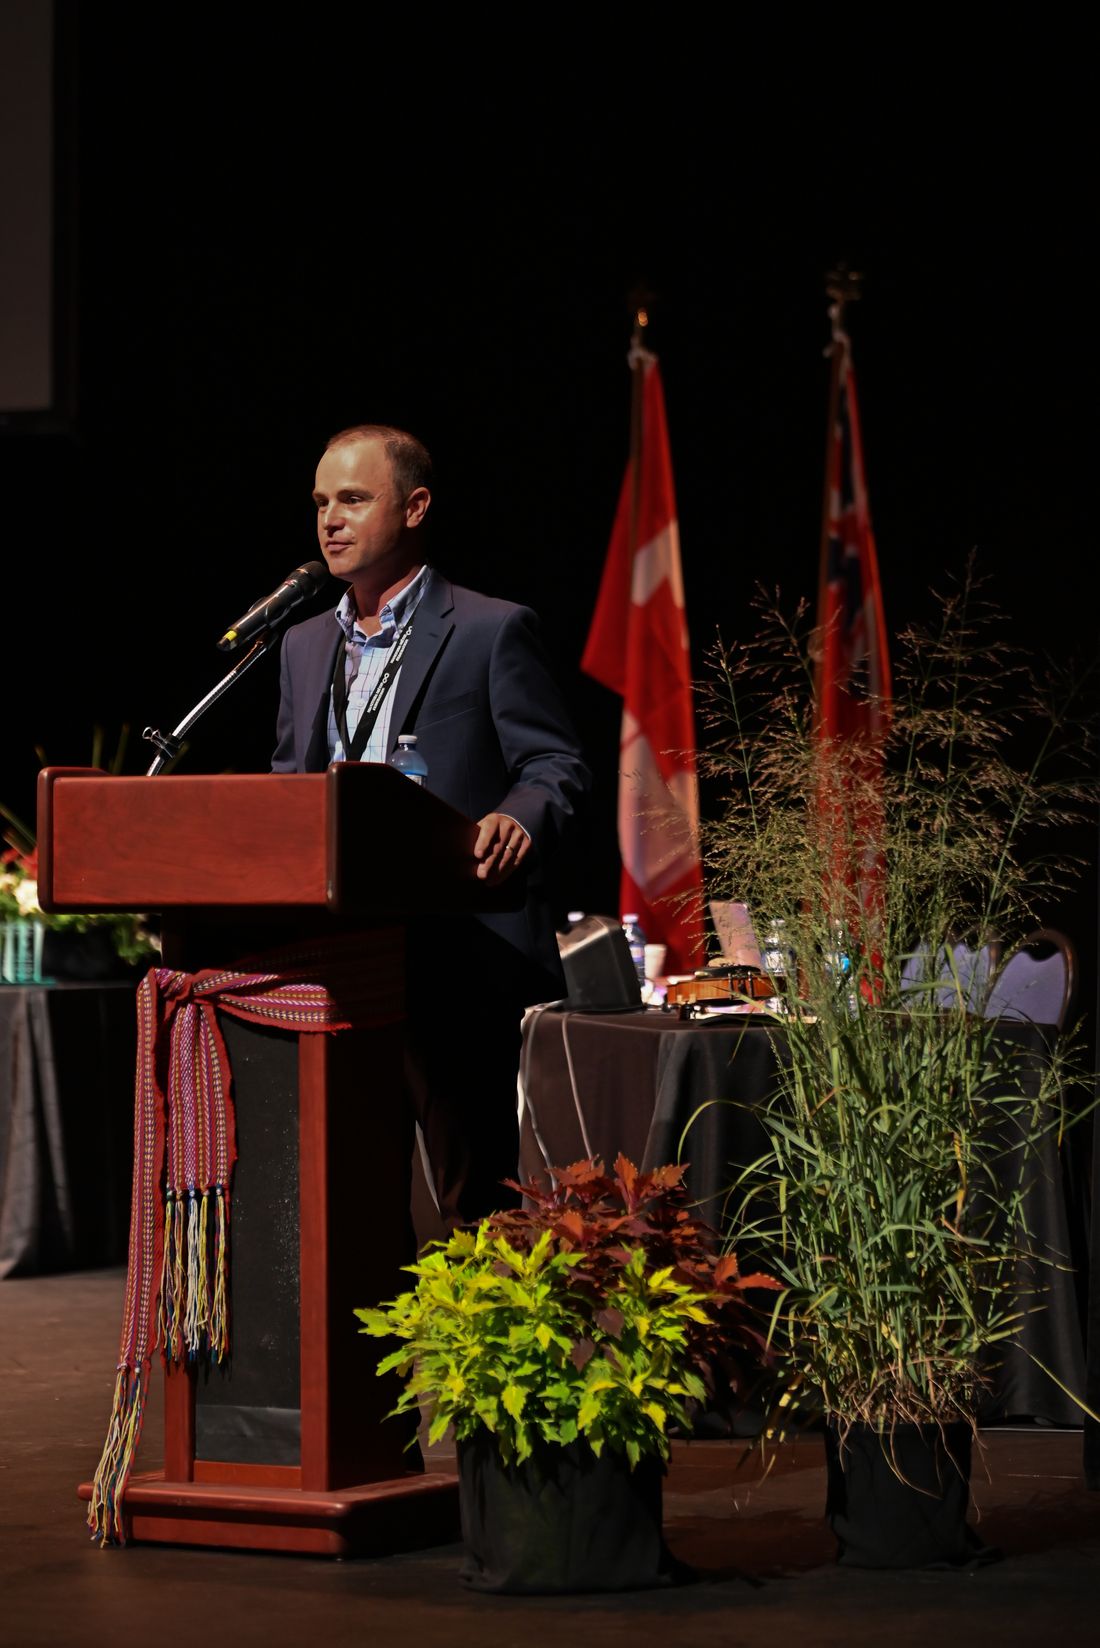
663, 962, 777, 1018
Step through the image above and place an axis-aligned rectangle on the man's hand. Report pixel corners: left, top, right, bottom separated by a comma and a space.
474, 814, 531, 883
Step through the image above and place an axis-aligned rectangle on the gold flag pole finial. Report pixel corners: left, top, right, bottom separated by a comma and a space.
826, 262, 864, 303
627, 281, 657, 362
825, 263, 864, 352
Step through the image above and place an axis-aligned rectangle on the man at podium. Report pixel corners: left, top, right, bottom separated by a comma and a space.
272, 423, 590, 1230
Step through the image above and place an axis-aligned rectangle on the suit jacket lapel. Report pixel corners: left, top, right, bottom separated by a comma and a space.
303, 624, 343, 772
387, 569, 456, 757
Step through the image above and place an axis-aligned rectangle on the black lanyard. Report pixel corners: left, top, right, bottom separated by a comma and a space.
331, 620, 416, 763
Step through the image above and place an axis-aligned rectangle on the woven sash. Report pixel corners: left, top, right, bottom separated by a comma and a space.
87, 933, 403, 1545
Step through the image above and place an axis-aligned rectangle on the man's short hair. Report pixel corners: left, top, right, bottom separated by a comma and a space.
324, 424, 433, 500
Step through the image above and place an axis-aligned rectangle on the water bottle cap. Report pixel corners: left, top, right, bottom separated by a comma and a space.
623, 913, 639, 924
398, 735, 417, 746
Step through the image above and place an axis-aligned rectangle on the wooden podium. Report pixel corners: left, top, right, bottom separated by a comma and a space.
37, 763, 501, 1556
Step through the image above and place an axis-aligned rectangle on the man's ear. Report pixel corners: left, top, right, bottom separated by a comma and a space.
405, 486, 431, 528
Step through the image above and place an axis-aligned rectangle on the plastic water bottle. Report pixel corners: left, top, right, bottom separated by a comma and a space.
760, 918, 788, 982
388, 734, 428, 785
827, 922, 857, 1014
622, 913, 647, 989
760, 919, 791, 1011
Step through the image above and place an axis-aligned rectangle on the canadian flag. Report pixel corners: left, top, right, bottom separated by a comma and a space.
581, 345, 704, 973
815, 334, 891, 743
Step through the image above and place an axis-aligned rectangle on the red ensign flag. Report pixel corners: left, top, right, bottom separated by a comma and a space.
814, 327, 891, 741
814, 304, 892, 964
582, 344, 704, 973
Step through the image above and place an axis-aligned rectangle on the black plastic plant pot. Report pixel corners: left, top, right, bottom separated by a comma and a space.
456, 1430, 687, 1594
824, 1419, 999, 1569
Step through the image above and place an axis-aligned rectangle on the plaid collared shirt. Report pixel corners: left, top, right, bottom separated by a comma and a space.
327, 565, 431, 764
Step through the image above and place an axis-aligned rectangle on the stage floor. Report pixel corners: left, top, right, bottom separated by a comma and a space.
2, 1268, 1098, 1647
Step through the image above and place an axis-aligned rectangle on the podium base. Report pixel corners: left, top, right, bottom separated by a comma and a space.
77, 1469, 460, 1557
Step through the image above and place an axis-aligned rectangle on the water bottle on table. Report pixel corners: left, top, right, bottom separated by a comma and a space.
760, 918, 790, 1007
388, 735, 429, 785
622, 913, 647, 990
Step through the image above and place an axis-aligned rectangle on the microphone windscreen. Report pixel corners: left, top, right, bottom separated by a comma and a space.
292, 560, 329, 591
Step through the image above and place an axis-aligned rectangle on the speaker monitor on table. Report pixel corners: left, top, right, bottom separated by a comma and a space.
556, 915, 642, 1011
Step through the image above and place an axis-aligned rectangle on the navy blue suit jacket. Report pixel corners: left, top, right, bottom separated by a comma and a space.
271, 569, 590, 1000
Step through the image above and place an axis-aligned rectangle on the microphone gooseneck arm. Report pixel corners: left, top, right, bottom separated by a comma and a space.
142, 629, 280, 776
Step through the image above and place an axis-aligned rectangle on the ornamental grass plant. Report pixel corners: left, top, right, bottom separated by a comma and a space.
697, 562, 1098, 1446
355, 1156, 780, 1468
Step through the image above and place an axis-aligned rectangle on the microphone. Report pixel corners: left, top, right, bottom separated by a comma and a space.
217, 561, 329, 651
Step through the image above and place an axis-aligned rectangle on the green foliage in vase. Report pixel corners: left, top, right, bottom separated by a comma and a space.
696, 561, 1098, 1438
355, 1156, 780, 1467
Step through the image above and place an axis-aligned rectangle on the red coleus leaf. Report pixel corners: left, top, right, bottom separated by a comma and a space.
616, 1214, 658, 1238
595, 1306, 624, 1339
613, 1153, 638, 1207
555, 1210, 588, 1245
737, 1272, 784, 1291
556, 1158, 607, 1189
570, 1338, 596, 1371
501, 1175, 537, 1200
645, 1162, 688, 1194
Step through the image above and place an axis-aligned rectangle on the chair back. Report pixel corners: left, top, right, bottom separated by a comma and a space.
984, 928, 1077, 1030
900, 941, 996, 1011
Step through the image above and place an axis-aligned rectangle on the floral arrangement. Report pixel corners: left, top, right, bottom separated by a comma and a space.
2, 725, 160, 977
1, 843, 43, 920
1, 814, 158, 972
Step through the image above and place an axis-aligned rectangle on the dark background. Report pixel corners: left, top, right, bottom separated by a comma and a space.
2, 15, 1095, 1032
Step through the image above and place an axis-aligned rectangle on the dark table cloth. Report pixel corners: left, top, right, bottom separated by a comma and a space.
0, 983, 136, 1278
517, 1005, 1090, 1426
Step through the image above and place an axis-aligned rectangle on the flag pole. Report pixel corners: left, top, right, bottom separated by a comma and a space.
626, 286, 655, 561
814, 264, 863, 712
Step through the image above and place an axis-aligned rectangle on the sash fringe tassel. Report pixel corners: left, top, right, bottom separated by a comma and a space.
86, 1363, 149, 1547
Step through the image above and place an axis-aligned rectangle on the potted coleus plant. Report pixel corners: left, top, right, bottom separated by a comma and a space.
355, 1155, 779, 1594
699, 564, 1098, 1568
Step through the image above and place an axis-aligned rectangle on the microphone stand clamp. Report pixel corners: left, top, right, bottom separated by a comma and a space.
142, 726, 184, 770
